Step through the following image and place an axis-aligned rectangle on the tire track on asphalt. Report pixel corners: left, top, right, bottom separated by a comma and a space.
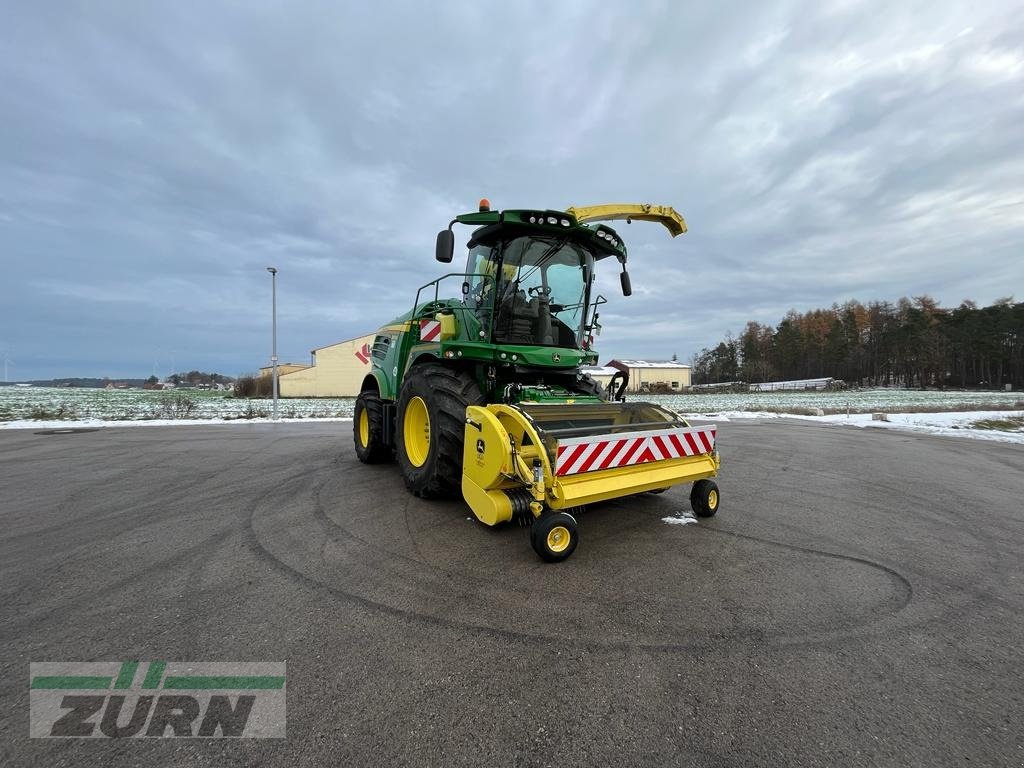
247, 489, 921, 653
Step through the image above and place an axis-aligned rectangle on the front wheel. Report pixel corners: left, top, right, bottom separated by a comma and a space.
690, 479, 720, 517
395, 364, 483, 498
530, 512, 579, 562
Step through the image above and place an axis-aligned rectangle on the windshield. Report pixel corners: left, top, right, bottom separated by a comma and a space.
466, 236, 593, 348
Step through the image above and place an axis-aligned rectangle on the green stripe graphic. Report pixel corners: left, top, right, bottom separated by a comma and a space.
114, 661, 138, 689
31, 676, 112, 690
162, 675, 286, 689
142, 661, 166, 689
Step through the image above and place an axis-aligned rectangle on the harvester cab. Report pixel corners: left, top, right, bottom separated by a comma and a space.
354, 201, 721, 562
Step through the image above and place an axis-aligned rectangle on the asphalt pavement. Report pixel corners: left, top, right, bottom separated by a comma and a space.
1, 419, 1022, 766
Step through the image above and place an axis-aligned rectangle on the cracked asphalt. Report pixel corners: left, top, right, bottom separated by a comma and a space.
1, 420, 1022, 766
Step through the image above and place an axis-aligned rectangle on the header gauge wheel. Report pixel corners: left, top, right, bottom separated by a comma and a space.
690, 479, 720, 518
530, 512, 579, 562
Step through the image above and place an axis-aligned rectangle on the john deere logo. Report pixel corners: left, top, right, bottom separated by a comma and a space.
551, 353, 561, 362
30, 661, 286, 738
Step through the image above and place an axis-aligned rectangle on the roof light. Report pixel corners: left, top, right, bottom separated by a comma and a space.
529, 216, 536, 223
546, 216, 557, 224
479, 198, 491, 212
560, 218, 570, 226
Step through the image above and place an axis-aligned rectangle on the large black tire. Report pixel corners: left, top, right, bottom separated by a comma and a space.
395, 364, 483, 499
354, 390, 392, 464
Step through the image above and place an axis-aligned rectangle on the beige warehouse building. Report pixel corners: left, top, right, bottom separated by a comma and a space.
275, 333, 376, 397
608, 359, 691, 393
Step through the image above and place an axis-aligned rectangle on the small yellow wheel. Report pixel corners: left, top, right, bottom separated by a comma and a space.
531, 512, 579, 562
690, 479, 720, 518
546, 525, 571, 553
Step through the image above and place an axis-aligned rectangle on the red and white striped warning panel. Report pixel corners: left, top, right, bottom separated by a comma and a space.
554, 425, 716, 477
419, 319, 441, 343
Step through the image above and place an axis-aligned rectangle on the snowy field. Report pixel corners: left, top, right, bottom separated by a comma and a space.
1, 386, 1022, 443
658, 388, 1022, 414
0, 387, 353, 422
711, 409, 1024, 445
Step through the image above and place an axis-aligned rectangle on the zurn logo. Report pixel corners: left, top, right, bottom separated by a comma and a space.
30, 661, 286, 738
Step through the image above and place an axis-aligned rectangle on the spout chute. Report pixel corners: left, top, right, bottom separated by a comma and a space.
566, 203, 688, 237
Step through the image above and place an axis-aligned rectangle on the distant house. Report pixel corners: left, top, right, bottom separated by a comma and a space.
607, 359, 691, 393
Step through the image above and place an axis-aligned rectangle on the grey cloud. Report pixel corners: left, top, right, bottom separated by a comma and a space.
1, 0, 1021, 378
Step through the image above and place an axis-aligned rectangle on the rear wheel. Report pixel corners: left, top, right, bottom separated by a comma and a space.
396, 364, 483, 498
353, 390, 391, 463
530, 512, 579, 562
690, 479, 720, 517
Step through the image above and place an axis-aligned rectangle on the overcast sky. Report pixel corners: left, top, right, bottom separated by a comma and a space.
2, 1, 1022, 380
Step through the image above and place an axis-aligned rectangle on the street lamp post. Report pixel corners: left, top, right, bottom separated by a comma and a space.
267, 267, 279, 421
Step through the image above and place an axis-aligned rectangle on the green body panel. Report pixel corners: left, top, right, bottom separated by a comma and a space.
367, 323, 603, 403
365, 330, 403, 401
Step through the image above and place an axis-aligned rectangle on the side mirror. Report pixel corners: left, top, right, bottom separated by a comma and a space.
620, 270, 632, 297
435, 229, 454, 263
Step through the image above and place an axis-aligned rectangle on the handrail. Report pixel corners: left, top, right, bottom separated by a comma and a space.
411, 272, 497, 342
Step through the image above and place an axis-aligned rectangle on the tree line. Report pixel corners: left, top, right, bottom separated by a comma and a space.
690, 297, 1024, 389
144, 371, 234, 386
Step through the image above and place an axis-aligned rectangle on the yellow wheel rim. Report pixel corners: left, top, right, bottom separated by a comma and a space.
358, 408, 370, 448
403, 396, 431, 467
708, 489, 718, 509
546, 525, 571, 553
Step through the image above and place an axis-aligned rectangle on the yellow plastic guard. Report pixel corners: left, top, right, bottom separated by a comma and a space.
566, 203, 687, 237
435, 313, 457, 341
